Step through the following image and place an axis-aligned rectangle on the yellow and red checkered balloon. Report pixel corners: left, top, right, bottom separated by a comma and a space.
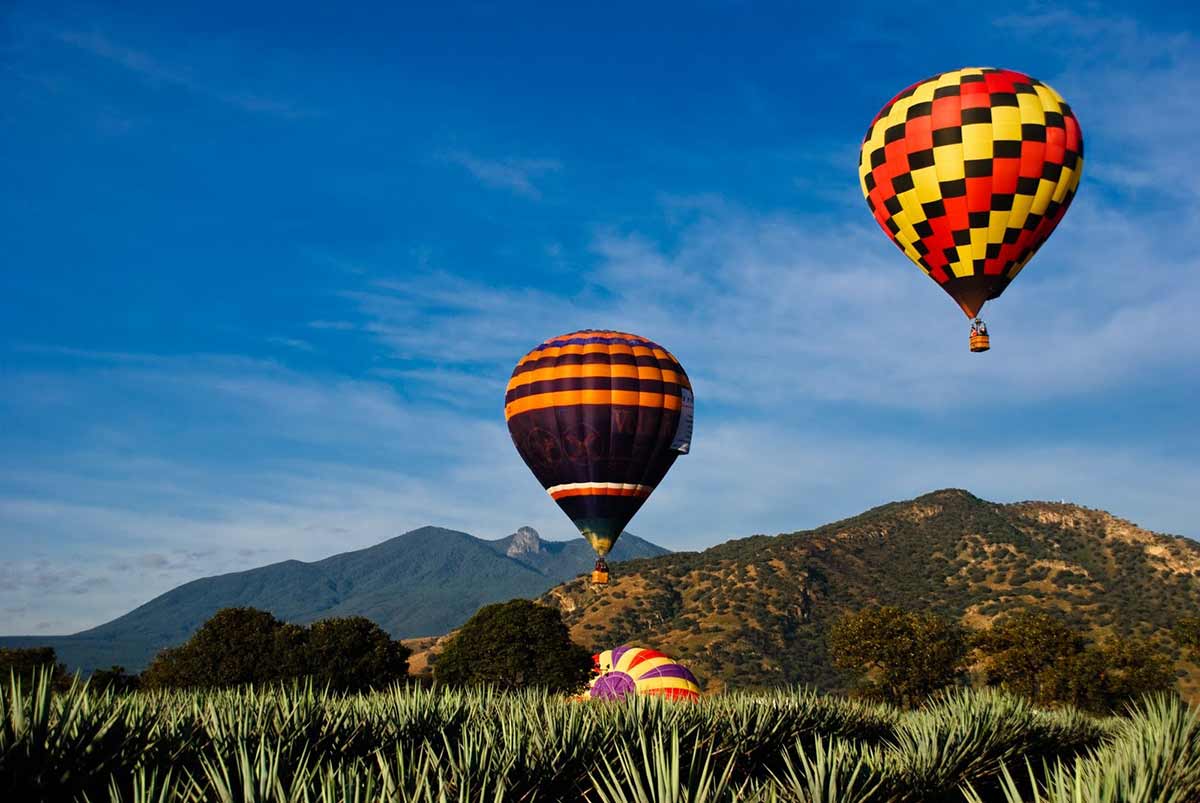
859, 68, 1083, 319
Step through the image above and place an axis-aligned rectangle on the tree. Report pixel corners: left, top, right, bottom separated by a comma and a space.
305, 616, 411, 693
1173, 616, 1200, 660
141, 607, 290, 688
89, 665, 140, 694
829, 606, 968, 707
435, 599, 592, 692
0, 646, 71, 691
1042, 636, 1175, 713
975, 610, 1177, 712
140, 607, 413, 691
972, 610, 1083, 703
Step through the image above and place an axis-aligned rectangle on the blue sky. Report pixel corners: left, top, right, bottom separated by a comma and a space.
2, 1, 1198, 634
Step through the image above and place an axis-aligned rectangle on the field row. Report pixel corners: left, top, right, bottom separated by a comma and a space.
2, 670, 1198, 802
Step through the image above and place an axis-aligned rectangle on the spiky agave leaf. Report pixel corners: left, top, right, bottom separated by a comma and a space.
191, 736, 307, 803
884, 688, 1066, 801
1, 667, 145, 802
767, 735, 884, 803
589, 725, 749, 803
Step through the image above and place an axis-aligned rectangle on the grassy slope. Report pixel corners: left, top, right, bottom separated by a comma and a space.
540, 489, 1200, 698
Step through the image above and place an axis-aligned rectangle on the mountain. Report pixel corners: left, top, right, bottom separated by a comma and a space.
0, 526, 668, 673
537, 489, 1200, 696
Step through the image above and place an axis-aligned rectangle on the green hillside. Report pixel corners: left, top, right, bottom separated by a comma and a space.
540, 489, 1200, 696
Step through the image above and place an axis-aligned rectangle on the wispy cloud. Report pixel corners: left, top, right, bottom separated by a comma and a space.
345, 195, 1199, 413
307, 320, 358, 331
995, 10, 1199, 202
3, 345, 1196, 635
447, 152, 562, 198
0, 353, 561, 634
267, 336, 315, 352
52, 29, 310, 118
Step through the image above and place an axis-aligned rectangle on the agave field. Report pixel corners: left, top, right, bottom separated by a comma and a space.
2, 670, 1198, 802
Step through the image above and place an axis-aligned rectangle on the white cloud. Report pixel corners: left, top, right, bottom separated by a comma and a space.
0, 355, 576, 634
996, 10, 1200, 203
50, 28, 310, 118
4, 351, 1195, 635
446, 152, 562, 199
267, 336, 315, 352
344, 194, 1199, 413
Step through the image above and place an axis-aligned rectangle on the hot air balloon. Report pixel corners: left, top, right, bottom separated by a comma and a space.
858, 67, 1084, 351
504, 330, 693, 586
587, 646, 701, 702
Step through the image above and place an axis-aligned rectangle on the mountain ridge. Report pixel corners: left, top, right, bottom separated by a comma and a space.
0, 525, 668, 673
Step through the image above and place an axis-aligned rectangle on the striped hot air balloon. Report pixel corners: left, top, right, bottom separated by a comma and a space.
587, 646, 701, 702
505, 330, 693, 585
859, 67, 1084, 352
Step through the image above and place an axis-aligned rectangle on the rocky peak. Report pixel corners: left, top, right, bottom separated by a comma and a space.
506, 526, 544, 557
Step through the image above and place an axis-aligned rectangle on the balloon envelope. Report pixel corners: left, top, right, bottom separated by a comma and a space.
505, 330, 693, 557
588, 646, 701, 702
858, 67, 1084, 318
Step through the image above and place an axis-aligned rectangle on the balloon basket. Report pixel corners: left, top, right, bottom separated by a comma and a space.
969, 333, 990, 352
590, 569, 610, 586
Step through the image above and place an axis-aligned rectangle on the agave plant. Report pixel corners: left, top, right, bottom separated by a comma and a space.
89, 766, 184, 803
589, 724, 749, 803
1, 668, 148, 802
882, 688, 1070, 802
4, 671, 1191, 803
767, 734, 885, 803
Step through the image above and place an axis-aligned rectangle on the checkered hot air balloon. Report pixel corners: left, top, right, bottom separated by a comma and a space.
505, 330, 693, 586
587, 646, 701, 702
858, 67, 1084, 352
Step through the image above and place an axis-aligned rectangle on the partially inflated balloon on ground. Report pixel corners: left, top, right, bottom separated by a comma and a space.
587, 646, 701, 702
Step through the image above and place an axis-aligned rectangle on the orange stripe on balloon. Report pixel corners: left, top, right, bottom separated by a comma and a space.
550, 486, 653, 500
504, 389, 681, 419
506, 364, 682, 392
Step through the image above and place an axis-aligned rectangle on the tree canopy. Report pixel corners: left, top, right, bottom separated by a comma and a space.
828, 606, 968, 707
89, 665, 140, 694
141, 607, 410, 690
304, 616, 411, 693
1173, 616, 1200, 660
972, 610, 1084, 703
0, 646, 71, 691
973, 609, 1174, 713
434, 599, 592, 693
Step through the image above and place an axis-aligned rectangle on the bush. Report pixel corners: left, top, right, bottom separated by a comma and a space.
0, 647, 72, 692
140, 607, 410, 691
435, 599, 592, 693
829, 607, 968, 707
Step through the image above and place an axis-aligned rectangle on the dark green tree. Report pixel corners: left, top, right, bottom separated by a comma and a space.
142, 607, 288, 688
972, 609, 1083, 703
141, 607, 412, 690
1173, 616, 1200, 660
0, 646, 71, 691
434, 599, 592, 692
88, 665, 140, 693
305, 616, 411, 693
829, 606, 968, 707
273, 622, 313, 682
1042, 636, 1175, 713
